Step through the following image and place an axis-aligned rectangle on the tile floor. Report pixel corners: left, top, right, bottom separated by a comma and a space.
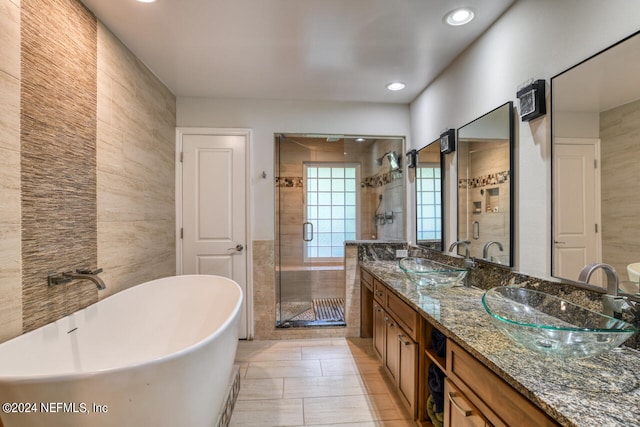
230, 337, 416, 427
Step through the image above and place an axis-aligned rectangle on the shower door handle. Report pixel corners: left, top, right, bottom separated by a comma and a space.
472, 221, 480, 240
303, 222, 314, 242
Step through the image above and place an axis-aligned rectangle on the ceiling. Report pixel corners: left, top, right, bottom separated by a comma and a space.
80, 0, 515, 103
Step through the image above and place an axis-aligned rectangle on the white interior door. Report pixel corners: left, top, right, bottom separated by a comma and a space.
178, 128, 250, 339
553, 138, 601, 284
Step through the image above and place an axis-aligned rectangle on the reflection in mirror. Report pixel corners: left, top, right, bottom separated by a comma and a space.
552, 31, 640, 296
415, 140, 443, 251
457, 102, 514, 266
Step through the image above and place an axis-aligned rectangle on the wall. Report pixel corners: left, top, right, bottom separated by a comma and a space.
600, 99, 640, 277
96, 23, 176, 297
410, 0, 640, 279
0, 0, 21, 342
0, 0, 176, 342
21, 0, 98, 332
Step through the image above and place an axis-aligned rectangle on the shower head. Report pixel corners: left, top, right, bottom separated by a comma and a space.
376, 151, 400, 170
386, 151, 400, 171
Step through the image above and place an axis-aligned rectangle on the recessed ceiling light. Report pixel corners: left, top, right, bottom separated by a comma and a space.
355, 138, 366, 142
386, 82, 406, 91
444, 8, 475, 26
136, 0, 157, 3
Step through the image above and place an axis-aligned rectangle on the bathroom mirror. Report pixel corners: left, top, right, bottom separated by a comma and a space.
551, 30, 640, 296
415, 139, 443, 251
457, 102, 514, 266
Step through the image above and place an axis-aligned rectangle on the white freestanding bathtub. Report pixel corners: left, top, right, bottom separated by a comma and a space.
0, 275, 243, 427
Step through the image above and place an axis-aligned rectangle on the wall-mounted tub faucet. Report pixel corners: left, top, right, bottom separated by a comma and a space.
449, 240, 474, 269
483, 241, 504, 260
65, 268, 106, 290
49, 268, 106, 290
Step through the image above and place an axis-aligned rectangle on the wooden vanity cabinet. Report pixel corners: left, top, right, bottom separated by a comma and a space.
360, 268, 558, 427
372, 300, 386, 359
444, 379, 490, 427
370, 277, 419, 418
446, 340, 560, 427
360, 269, 374, 338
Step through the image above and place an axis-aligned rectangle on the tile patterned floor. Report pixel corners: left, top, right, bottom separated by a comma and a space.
230, 338, 416, 427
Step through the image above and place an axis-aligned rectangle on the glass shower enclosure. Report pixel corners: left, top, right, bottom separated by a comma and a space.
275, 134, 405, 328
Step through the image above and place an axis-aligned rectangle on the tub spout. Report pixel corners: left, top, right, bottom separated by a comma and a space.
64, 268, 106, 290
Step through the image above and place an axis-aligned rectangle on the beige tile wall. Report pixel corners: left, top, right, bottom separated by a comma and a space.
0, 0, 21, 342
253, 240, 360, 340
600, 99, 640, 278
0, 0, 176, 342
96, 23, 176, 298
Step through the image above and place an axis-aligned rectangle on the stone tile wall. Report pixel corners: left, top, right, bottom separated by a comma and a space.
0, 0, 22, 342
21, 0, 98, 332
0, 0, 176, 341
96, 22, 176, 298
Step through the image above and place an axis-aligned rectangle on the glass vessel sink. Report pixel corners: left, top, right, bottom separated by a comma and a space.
482, 286, 638, 359
398, 257, 467, 288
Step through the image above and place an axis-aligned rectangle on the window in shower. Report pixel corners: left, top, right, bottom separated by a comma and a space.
416, 164, 441, 240
304, 163, 360, 261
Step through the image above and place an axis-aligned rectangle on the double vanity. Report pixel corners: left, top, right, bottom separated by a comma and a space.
358, 258, 640, 427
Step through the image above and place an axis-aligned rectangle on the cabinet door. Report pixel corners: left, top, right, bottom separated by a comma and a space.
384, 315, 399, 382
444, 379, 489, 427
373, 301, 386, 360
398, 332, 417, 417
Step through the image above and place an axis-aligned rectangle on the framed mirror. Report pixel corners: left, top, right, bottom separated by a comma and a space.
551, 31, 640, 296
457, 102, 514, 266
415, 140, 443, 251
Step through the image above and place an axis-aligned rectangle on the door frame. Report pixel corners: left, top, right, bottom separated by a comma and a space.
175, 127, 254, 339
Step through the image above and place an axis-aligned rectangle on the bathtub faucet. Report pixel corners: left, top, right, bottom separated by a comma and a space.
63, 268, 106, 290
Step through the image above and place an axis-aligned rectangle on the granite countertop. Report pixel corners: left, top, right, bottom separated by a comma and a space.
360, 260, 640, 427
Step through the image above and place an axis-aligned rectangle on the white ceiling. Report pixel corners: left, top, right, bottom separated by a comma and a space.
81, 0, 515, 103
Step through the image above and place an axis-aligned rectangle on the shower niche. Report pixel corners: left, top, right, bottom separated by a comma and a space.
275, 134, 405, 328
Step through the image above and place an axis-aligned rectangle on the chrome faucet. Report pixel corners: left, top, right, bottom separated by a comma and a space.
63, 268, 106, 290
578, 263, 623, 317
482, 241, 504, 260
578, 263, 619, 296
449, 240, 474, 269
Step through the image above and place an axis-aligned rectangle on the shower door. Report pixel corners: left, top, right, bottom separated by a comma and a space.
275, 134, 404, 327
275, 135, 314, 325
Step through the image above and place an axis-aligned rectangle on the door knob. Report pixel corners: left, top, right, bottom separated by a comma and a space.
228, 244, 244, 252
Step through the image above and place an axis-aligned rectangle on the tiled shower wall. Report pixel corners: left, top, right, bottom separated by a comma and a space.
601, 99, 640, 279
0, 0, 176, 342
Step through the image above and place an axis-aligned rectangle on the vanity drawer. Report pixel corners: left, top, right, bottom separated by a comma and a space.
373, 279, 386, 303
447, 340, 559, 427
385, 290, 419, 341
361, 268, 373, 291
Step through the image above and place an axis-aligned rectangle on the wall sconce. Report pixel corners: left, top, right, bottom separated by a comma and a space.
516, 79, 546, 121
440, 129, 455, 154
406, 149, 417, 168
